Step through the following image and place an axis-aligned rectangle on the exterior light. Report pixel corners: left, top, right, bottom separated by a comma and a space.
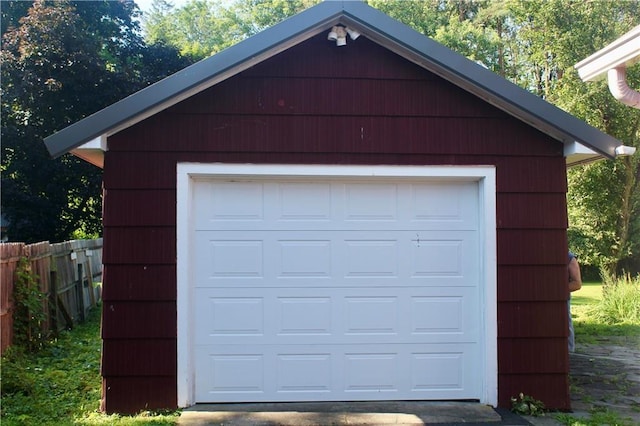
346, 27, 360, 40
335, 26, 347, 46
327, 26, 338, 41
327, 25, 359, 46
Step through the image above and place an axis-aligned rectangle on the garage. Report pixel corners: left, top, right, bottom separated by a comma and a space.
45, 0, 619, 412
177, 164, 496, 405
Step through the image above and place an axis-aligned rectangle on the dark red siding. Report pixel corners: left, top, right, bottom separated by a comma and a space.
101, 33, 570, 413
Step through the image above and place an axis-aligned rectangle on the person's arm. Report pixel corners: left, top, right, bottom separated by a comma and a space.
568, 257, 582, 292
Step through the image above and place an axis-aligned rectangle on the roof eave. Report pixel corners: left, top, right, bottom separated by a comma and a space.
45, 1, 620, 161
44, 1, 346, 158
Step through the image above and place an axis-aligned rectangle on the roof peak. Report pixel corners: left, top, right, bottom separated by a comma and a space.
44, 0, 619, 166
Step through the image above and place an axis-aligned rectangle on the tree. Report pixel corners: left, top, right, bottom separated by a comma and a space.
145, 0, 243, 60
564, 77, 640, 274
1, 0, 193, 243
511, 0, 640, 274
368, 1, 520, 81
231, 0, 319, 37
143, 0, 318, 61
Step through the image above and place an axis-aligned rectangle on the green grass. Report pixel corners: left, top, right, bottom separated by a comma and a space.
571, 281, 602, 308
0, 305, 180, 425
572, 280, 640, 343
555, 408, 636, 426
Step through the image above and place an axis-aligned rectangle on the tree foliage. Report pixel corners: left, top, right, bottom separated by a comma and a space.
526, 0, 640, 274
143, 0, 319, 60
1, 0, 193, 243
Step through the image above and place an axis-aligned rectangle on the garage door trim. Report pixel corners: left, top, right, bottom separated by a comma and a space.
176, 163, 497, 407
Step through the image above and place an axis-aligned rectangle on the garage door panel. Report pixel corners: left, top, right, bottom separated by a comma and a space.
193, 180, 266, 225
196, 239, 265, 279
195, 343, 480, 402
191, 177, 483, 403
408, 181, 478, 226
194, 230, 478, 287
194, 180, 478, 231
194, 286, 479, 346
344, 183, 399, 221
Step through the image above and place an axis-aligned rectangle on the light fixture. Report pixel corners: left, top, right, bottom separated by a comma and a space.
346, 27, 360, 40
335, 26, 347, 46
327, 25, 360, 46
327, 26, 338, 41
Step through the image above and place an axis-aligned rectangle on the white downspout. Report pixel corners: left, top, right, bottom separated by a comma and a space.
607, 67, 640, 109
607, 67, 639, 158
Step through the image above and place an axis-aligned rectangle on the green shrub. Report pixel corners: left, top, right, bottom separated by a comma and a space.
591, 272, 640, 325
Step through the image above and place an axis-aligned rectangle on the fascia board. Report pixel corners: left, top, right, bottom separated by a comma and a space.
45, 0, 621, 161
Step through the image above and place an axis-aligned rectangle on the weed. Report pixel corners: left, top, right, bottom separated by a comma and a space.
510, 393, 545, 416
0, 304, 181, 425
590, 272, 640, 325
572, 281, 640, 340
12, 257, 48, 351
1, 306, 101, 424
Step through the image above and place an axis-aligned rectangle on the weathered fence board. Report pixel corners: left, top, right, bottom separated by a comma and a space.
0, 243, 24, 354
0, 239, 102, 354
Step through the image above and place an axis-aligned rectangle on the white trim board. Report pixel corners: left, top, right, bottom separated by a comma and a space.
176, 163, 497, 407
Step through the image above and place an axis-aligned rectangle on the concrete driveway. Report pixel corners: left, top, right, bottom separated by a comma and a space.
178, 401, 530, 425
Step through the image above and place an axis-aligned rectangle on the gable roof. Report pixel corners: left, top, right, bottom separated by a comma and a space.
44, 0, 621, 167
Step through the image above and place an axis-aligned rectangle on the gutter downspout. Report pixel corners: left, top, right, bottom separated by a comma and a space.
607, 67, 640, 109
607, 67, 639, 158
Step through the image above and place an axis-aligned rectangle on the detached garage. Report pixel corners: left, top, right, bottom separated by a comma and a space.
45, 1, 623, 415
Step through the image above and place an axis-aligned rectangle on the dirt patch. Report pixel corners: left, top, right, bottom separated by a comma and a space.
570, 335, 640, 424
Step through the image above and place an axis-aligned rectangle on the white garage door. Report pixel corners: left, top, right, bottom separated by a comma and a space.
190, 176, 482, 403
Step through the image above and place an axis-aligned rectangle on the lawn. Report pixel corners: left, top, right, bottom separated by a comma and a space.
571, 280, 603, 335
571, 280, 603, 307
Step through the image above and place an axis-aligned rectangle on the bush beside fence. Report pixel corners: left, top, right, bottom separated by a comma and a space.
0, 239, 102, 354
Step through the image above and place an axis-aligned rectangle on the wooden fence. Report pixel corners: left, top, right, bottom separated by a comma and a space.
0, 239, 102, 354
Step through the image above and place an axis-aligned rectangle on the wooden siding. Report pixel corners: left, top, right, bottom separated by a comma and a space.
101, 265, 175, 301
102, 377, 176, 414
101, 33, 571, 413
